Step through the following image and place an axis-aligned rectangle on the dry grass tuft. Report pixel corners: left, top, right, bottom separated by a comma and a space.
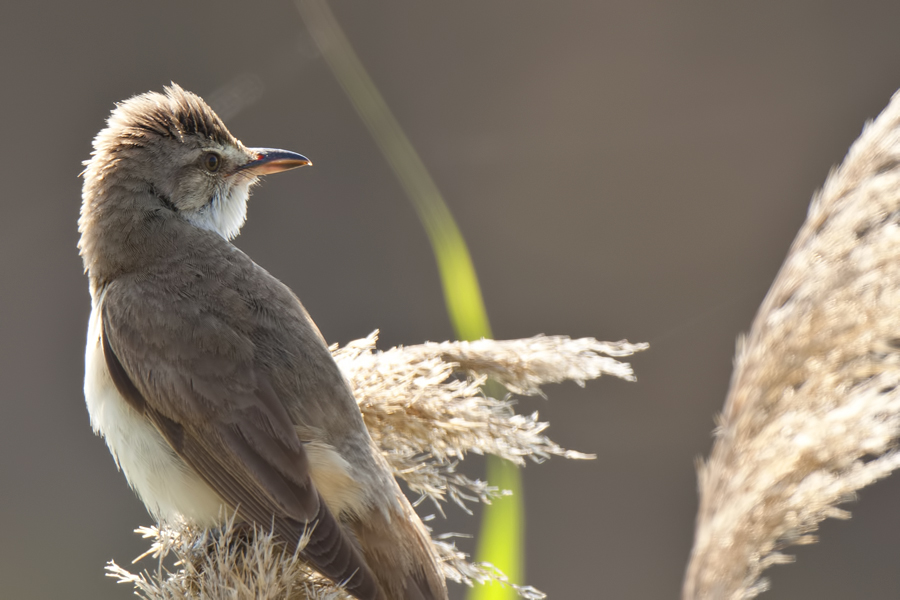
683, 89, 900, 598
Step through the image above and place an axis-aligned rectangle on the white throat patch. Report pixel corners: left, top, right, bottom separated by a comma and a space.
183, 178, 253, 240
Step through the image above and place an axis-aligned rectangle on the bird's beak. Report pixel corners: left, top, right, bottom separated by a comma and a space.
238, 148, 312, 176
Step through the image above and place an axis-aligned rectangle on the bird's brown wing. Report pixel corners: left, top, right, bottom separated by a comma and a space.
100, 280, 381, 600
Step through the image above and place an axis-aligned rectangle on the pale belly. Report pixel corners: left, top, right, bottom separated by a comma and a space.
84, 298, 226, 526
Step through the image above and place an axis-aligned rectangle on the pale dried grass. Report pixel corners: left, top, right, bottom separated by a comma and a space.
683, 90, 900, 598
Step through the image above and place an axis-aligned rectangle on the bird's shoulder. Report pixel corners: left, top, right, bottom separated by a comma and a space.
104, 235, 323, 354
99, 235, 353, 429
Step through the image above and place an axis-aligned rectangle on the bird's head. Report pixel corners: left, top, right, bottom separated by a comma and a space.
81, 84, 310, 241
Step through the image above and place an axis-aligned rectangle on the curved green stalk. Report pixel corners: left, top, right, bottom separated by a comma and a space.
296, 2, 522, 598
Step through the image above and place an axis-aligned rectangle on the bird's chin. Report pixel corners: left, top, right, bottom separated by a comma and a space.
184, 184, 251, 240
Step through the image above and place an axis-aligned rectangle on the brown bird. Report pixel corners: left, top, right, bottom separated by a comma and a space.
78, 84, 447, 600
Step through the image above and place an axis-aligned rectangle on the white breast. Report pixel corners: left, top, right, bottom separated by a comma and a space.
84, 292, 226, 526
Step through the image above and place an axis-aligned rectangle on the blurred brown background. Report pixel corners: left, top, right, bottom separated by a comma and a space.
3, 1, 900, 598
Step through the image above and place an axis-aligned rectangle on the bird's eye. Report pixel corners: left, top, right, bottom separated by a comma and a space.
203, 152, 221, 172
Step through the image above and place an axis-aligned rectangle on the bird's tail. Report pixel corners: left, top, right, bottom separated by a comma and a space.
351, 493, 447, 600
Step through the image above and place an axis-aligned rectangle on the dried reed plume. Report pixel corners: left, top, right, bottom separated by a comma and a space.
107, 333, 646, 599
683, 89, 900, 598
